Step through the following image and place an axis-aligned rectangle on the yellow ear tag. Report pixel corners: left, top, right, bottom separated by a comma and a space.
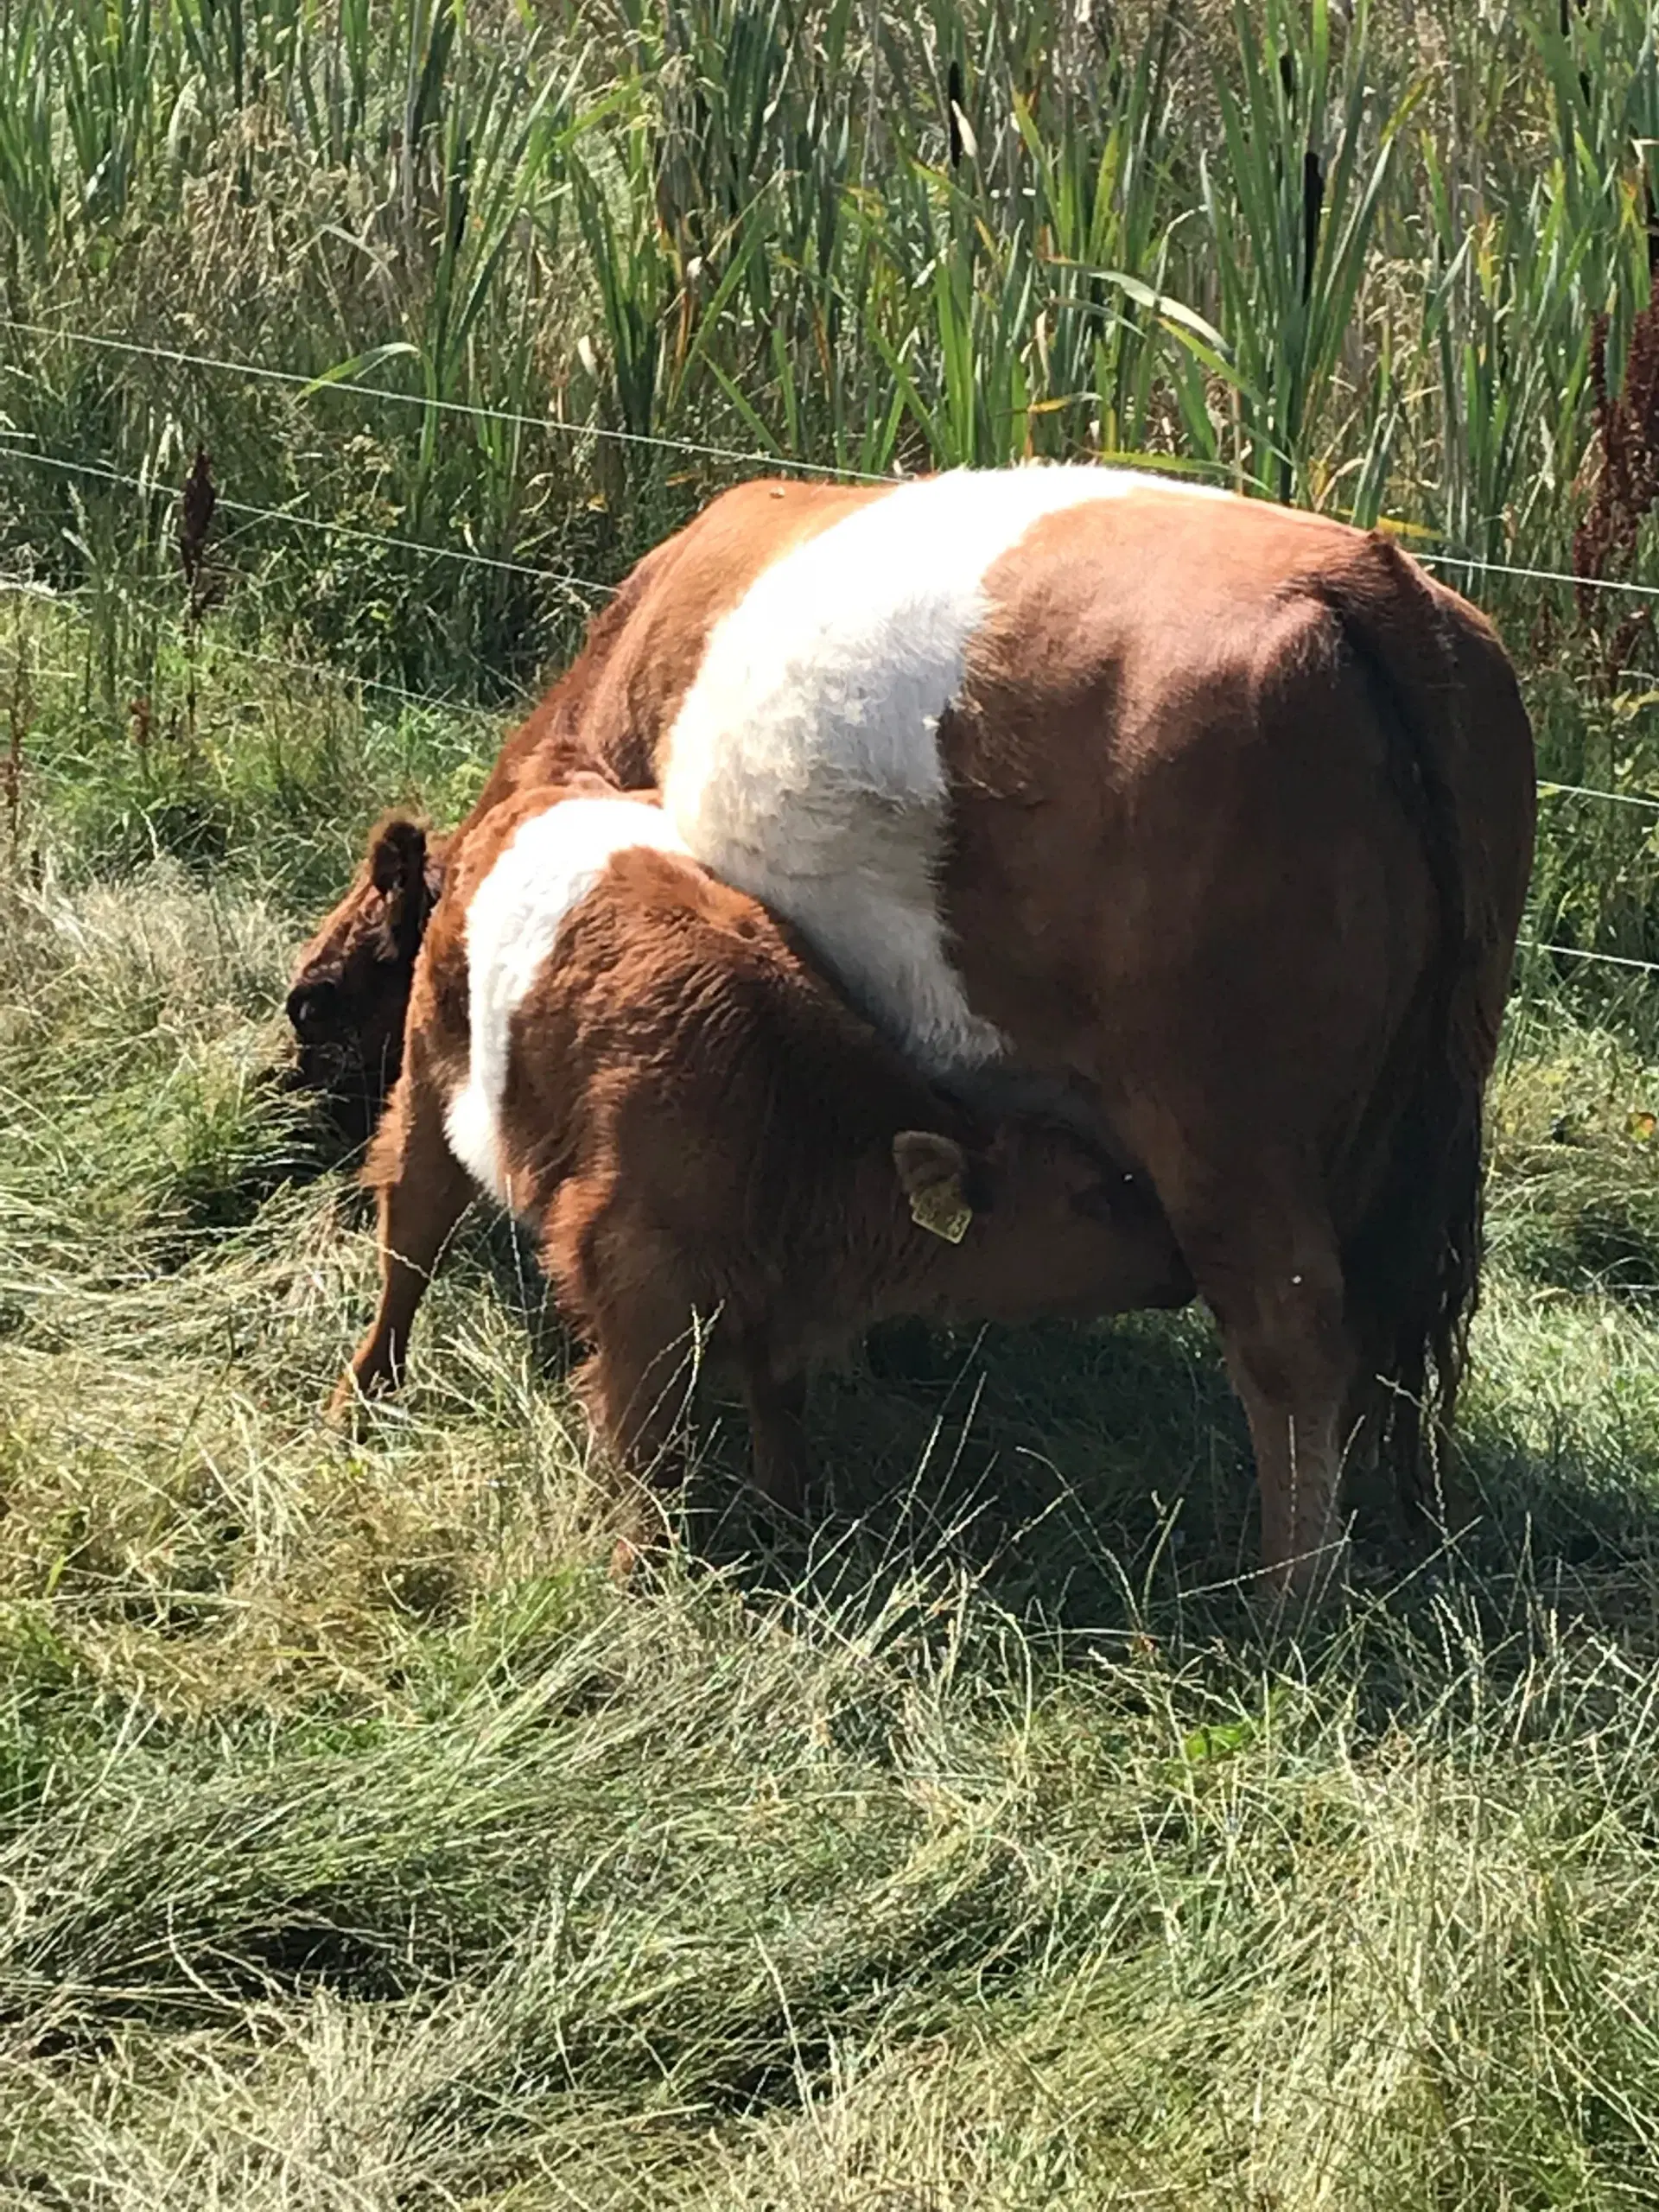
909, 1178, 973, 1244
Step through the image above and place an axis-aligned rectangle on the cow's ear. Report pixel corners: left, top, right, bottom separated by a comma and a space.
368, 815, 428, 902
893, 1130, 976, 1244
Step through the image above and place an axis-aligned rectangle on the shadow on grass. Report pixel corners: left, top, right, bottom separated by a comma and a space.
259, 1068, 1659, 1666
1448, 1408, 1659, 1647
652, 1300, 1659, 1671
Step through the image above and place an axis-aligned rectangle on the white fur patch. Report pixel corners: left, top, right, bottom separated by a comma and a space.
444, 797, 689, 1202
662, 466, 1224, 1075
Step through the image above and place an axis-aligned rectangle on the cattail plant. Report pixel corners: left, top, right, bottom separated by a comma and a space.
1198, 0, 1408, 504
177, 447, 218, 627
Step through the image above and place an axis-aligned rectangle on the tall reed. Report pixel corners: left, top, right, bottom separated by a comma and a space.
1, 2, 1643, 594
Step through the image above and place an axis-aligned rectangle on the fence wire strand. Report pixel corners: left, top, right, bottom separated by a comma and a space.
0, 315, 890, 484
10, 572, 1659, 819
7, 326, 1659, 982
2, 575, 523, 715
16, 312, 1659, 607
1537, 779, 1659, 812
1417, 550, 1659, 602
0, 441, 615, 594
1520, 939, 1659, 976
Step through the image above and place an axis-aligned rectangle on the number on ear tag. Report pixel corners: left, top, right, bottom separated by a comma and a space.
909, 1179, 973, 1244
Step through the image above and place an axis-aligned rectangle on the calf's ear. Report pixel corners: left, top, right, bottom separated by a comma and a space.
563, 768, 625, 799
893, 1130, 975, 1244
368, 815, 429, 903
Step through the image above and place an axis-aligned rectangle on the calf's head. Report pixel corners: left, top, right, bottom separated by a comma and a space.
892, 1122, 1192, 1319
285, 813, 444, 1139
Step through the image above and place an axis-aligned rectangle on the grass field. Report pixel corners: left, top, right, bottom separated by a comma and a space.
8, 0, 1659, 2202
2, 613, 1659, 2209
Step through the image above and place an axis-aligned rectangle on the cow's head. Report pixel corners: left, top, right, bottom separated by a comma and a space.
285, 813, 446, 1141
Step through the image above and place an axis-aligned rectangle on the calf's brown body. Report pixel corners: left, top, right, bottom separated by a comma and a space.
340, 789, 1192, 1544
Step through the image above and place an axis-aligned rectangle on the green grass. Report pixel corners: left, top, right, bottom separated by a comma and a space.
3, 618, 1659, 2209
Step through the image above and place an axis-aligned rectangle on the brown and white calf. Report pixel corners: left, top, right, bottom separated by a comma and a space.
296, 467, 1536, 1591
335, 785, 1192, 1549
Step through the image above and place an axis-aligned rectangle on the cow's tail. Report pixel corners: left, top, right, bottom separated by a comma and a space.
1301, 532, 1520, 1502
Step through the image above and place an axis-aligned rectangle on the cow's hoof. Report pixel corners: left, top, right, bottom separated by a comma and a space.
1257, 1536, 1351, 1617
609, 1531, 672, 1586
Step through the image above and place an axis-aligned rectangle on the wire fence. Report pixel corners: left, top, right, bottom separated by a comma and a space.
7, 314, 1659, 981
8, 560, 1658, 830
13, 314, 1659, 602
1418, 551, 1659, 603
0, 316, 891, 484
1521, 939, 1659, 976
0, 442, 613, 593
1536, 780, 1659, 812
1, 576, 518, 718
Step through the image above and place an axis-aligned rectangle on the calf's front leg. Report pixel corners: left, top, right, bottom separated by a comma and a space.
548, 1216, 702, 1573
330, 1070, 473, 1417
577, 1317, 699, 1579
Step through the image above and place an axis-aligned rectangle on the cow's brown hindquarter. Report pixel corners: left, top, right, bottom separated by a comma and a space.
946, 508, 1534, 1592
1108, 590, 1419, 1592
1306, 543, 1535, 1510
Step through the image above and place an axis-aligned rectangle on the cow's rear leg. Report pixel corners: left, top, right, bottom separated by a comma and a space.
331, 1071, 472, 1417
1165, 1178, 1358, 1599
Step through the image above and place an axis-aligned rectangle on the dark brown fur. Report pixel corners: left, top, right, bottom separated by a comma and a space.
285, 812, 447, 1144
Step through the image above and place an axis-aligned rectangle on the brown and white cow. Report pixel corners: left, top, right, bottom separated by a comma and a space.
335, 783, 1192, 1555
296, 467, 1536, 1592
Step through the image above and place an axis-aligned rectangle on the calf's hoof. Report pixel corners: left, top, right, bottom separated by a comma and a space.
610, 1535, 646, 1585
327, 1361, 395, 1434
606, 1475, 675, 1587
609, 1529, 673, 1586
